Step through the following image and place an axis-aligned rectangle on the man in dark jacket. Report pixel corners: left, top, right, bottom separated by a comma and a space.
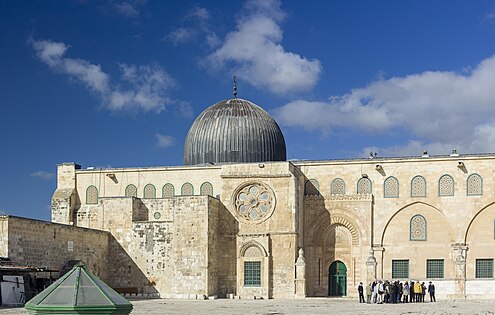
428, 281, 436, 302
410, 281, 415, 302
358, 282, 365, 303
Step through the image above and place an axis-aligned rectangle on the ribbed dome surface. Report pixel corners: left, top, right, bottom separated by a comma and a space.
184, 98, 286, 165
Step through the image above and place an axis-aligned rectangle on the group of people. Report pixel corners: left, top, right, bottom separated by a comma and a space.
357, 280, 436, 304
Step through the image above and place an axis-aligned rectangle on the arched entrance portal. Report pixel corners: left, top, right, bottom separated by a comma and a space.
328, 260, 347, 296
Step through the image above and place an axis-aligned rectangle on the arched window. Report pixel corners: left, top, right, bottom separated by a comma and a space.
438, 175, 454, 196
86, 186, 98, 204
467, 174, 482, 196
330, 178, 345, 195
181, 183, 194, 196
143, 184, 156, 198
410, 214, 427, 241
200, 182, 213, 196
162, 183, 174, 198
411, 176, 426, 197
304, 179, 319, 196
357, 177, 372, 194
125, 184, 137, 197
384, 176, 399, 198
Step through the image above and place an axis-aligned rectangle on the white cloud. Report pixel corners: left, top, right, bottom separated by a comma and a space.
187, 7, 210, 21
165, 27, 197, 46
206, 0, 321, 95
31, 39, 176, 113
155, 133, 175, 148
164, 6, 219, 48
274, 54, 495, 156
103, 0, 146, 18
31, 171, 55, 180
175, 101, 194, 118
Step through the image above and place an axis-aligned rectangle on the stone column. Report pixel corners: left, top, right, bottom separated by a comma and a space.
451, 243, 468, 299
294, 248, 306, 299
366, 248, 377, 284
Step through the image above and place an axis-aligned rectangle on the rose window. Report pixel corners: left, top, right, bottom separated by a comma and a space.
235, 183, 275, 222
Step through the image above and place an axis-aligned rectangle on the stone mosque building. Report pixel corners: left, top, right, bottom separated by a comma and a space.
2, 93, 495, 300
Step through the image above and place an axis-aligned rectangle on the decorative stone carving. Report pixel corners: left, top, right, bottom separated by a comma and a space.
234, 182, 276, 223
327, 194, 372, 201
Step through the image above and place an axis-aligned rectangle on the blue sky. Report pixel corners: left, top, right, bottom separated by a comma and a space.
2, 0, 495, 220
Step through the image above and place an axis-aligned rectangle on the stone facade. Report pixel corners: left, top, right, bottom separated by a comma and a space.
45, 154, 495, 299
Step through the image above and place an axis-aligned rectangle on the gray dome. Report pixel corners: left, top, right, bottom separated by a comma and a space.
184, 98, 286, 165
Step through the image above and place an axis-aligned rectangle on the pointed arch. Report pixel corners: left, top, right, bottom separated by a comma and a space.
464, 200, 495, 243
239, 241, 268, 257
380, 201, 454, 246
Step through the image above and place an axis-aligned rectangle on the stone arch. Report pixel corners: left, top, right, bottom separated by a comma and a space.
311, 213, 363, 246
380, 201, 454, 246
239, 241, 268, 257
330, 216, 360, 245
464, 200, 495, 243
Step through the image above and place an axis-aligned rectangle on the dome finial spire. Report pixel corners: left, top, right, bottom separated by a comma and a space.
233, 75, 237, 98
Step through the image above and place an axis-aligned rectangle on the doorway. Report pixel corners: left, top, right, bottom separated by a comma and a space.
328, 260, 347, 296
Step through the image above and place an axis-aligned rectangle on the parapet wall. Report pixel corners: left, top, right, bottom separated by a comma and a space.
0, 215, 110, 280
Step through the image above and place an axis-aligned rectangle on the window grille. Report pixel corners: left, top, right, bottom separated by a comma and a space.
331, 178, 345, 195
357, 177, 372, 194
467, 174, 482, 196
200, 182, 213, 196
426, 259, 444, 278
410, 214, 427, 241
86, 186, 98, 204
125, 184, 137, 197
438, 175, 454, 196
476, 259, 494, 278
392, 260, 409, 279
143, 184, 156, 198
384, 177, 399, 198
411, 176, 426, 197
244, 261, 261, 287
162, 183, 174, 198
181, 183, 194, 196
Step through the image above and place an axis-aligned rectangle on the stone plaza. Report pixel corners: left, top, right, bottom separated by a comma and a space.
3, 298, 495, 315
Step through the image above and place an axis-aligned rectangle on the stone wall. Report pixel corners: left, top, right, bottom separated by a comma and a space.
0, 215, 109, 280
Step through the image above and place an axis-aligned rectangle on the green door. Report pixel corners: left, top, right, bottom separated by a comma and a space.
328, 260, 347, 296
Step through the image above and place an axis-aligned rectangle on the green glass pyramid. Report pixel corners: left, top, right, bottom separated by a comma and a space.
25, 263, 133, 314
